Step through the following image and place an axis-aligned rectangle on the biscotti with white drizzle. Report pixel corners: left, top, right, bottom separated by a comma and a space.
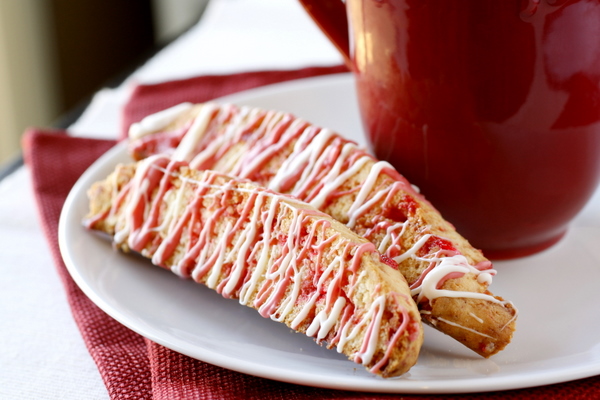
84, 155, 424, 378
127, 103, 518, 358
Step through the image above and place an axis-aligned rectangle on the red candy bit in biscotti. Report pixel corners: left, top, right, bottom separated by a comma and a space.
382, 203, 408, 223
400, 195, 418, 216
298, 273, 319, 303
278, 234, 289, 247
379, 254, 399, 270
417, 235, 457, 258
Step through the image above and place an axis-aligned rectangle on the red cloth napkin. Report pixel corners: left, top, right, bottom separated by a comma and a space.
121, 65, 349, 140
23, 67, 600, 399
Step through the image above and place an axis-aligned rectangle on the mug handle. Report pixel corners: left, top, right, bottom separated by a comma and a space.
298, 0, 352, 68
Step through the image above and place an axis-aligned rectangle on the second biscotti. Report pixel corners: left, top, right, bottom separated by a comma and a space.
127, 103, 518, 358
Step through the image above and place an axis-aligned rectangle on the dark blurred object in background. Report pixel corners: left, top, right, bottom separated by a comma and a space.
49, 0, 156, 110
0, 0, 206, 171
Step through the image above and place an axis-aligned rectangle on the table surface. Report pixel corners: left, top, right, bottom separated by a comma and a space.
0, 1, 342, 398
6, 1, 600, 398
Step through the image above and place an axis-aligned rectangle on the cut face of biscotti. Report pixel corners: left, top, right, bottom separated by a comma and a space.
84, 155, 424, 378
127, 103, 518, 358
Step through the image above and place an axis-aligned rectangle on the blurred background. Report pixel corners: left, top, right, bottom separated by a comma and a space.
0, 0, 209, 169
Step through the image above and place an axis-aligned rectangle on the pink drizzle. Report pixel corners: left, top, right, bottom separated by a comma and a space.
94, 156, 418, 372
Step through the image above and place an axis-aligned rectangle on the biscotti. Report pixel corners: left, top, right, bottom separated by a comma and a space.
127, 103, 518, 357
84, 155, 424, 377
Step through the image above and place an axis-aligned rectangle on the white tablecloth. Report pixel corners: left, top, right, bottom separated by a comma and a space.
0, 1, 341, 398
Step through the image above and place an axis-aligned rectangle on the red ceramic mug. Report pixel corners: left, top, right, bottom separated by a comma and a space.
300, 0, 600, 259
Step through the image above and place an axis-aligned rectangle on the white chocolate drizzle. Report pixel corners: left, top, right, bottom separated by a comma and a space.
127, 104, 516, 324
171, 103, 217, 162
436, 317, 495, 339
128, 102, 193, 140
99, 156, 420, 373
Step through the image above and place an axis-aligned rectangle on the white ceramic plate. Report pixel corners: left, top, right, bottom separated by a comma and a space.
59, 73, 600, 394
